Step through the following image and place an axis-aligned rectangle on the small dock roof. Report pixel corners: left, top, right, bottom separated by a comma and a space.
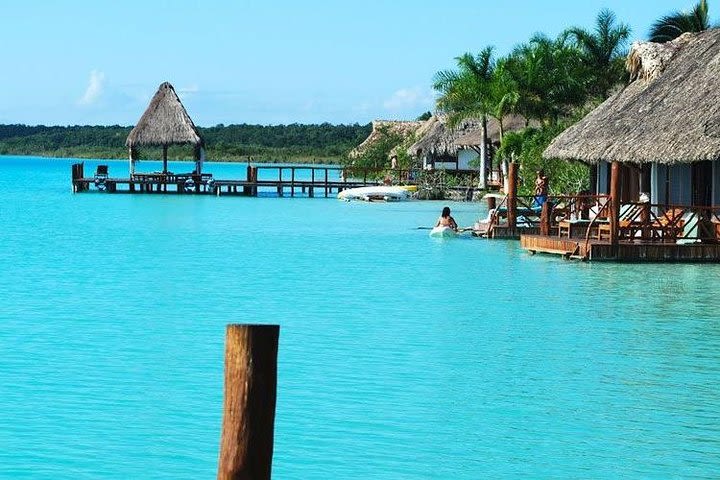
126, 82, 203, 148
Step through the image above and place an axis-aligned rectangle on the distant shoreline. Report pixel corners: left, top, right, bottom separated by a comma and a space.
0, 151, 343, 164
0, 123, 370, 166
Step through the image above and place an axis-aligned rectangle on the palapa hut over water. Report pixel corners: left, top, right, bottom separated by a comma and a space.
126, 82, 205, 176
544, 30, 720, 207
521, 30, 720, 261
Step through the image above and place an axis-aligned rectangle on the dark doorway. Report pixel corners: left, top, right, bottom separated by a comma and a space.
692, 161, 712, 207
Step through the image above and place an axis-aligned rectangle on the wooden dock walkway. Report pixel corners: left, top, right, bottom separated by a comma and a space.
72, 164, 379, 198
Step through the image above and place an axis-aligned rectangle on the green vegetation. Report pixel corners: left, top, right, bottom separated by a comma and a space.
432, 8, 631, 194
649, 0, 714, 43
0, 123, 371, 163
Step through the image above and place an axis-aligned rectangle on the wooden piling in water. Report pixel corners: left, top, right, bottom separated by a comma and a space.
507, 162, 518, 229
217, 324, 279, 480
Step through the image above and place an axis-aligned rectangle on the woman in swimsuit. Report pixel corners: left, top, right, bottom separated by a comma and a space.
436, 206, 458, 231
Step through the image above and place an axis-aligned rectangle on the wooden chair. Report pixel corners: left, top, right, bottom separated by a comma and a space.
653, 208, 685, 241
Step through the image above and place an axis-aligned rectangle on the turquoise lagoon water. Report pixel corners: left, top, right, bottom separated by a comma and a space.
1, 156, 719, 479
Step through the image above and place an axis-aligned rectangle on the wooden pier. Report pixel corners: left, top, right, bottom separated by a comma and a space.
72, 163, 378, 198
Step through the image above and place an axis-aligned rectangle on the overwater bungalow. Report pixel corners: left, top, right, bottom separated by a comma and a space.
126, 81, 206, 179
407, 114, 527, 189
520, 30, 720, 261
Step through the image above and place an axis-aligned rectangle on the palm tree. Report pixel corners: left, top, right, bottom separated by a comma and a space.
649, 0, 712, 43
566, 9, 631, 99
433, 47, 495, 188
504, 33, 587, 124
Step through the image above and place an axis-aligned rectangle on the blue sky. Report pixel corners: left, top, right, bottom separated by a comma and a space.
0, 0, 697, 126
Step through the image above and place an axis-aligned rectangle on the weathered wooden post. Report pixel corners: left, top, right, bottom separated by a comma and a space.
540, 201, 554, 236
507, 162, 518, 230
162, 144, 168, 174
218, 324, 279, 480
640, 201, 650, 240
609, 161, 621, 249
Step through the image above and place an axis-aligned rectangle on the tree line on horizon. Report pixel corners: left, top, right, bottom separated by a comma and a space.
0, 122, 372, 162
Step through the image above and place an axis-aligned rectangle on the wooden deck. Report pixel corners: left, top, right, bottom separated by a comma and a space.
476, 226, 540, 240
521, 234, 720, 262
71, 163, 485, 199
72, 164, 379, 198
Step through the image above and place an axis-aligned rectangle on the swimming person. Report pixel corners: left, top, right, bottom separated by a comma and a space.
436, 206, 458, 231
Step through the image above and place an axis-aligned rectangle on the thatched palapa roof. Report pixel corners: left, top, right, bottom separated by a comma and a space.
544, 30, 720, 164
349, 120, 423, 158
407, 114, 526, 157
126, 82, 204, 148
455, 115, 531, 148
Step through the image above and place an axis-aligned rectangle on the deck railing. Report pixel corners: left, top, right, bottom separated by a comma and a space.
536, 196, 720, 245
610, 202, 720, 243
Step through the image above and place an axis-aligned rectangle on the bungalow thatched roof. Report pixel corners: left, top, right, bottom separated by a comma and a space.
126, 82, 204, 148
544, 30, 720, 164
349, 120, 423, 158
407, 114, 526, 157
455, 115, 531, 147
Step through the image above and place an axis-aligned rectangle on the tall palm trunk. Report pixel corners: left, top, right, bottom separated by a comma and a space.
498, 120, 511, 193
479, 115, 488, 189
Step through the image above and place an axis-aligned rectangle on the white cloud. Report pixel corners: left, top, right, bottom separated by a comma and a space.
383, 87, 433, 111
177, 85, 199, 99
78, 70, 105, 106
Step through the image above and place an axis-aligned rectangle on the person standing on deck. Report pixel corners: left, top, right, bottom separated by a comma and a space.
534, 170, 549, 207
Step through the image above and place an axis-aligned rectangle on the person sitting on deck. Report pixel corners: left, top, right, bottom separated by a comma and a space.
533, 169, 549, 207
436, 206, 458, 231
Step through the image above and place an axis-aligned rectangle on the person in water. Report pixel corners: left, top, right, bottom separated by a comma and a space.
436, 206, 458, 231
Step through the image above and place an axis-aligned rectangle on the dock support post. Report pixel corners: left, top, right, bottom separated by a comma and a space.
507, 162, 518, 229
217, 324, 279, 480
540, 201, 554, 236
609, 161, 621, 251
162, 145, 168, 174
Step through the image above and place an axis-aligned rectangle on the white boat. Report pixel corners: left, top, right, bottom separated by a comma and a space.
338, 186, 410, 202
429, 226, 457, 238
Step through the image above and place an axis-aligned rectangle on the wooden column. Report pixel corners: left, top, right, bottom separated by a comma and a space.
162, 145, 168, 173
640, 201, 650, 240
609, 161, 621, 247
507, 161, 518, 229
540, 201, 553, 236
218, 324, 279, 480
